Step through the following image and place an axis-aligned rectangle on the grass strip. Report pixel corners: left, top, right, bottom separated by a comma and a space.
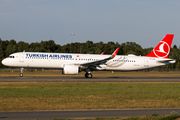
1, 82, 180, 111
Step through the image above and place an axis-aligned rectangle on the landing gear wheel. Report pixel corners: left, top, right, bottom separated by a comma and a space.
85, 73, 92, 78
85, 73, 87, 78
87, 73, 92, 78
20, 73, 23, 77
20, 68, 24, 77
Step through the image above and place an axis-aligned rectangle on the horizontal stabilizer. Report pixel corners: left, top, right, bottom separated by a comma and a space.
156, 59, 176, 63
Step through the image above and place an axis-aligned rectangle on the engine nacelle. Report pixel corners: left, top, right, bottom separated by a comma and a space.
62, 64, 80, 75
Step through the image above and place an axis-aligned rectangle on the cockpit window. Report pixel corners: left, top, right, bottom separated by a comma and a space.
8, 56, 15, 58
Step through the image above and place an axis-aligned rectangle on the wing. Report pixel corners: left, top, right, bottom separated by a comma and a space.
80, 47, 119, 68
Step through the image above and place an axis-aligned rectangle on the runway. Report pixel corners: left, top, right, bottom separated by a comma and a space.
0, 76, 180, 82
0, 109, 180, 119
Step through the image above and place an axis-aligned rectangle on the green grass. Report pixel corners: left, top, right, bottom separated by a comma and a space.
1, 82, 180, 111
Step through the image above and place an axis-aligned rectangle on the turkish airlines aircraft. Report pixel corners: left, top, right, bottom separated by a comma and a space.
2, 34, 176, 78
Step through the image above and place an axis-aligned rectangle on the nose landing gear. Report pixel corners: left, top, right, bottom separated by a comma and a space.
20, 68, 24, 77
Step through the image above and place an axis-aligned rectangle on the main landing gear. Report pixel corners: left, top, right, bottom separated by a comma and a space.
85, 72, 92, 78
20, 68, 24, 77
85, 68, 92, 78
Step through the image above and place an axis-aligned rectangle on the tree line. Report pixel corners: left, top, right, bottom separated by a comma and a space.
0, 38, 180, 70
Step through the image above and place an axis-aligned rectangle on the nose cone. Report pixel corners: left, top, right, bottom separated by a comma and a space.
2, 59, 8, 66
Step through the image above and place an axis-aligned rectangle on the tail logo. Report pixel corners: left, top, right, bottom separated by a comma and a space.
153, 41, 170, 58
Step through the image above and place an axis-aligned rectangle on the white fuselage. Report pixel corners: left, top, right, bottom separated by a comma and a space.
2, 52, 176, 71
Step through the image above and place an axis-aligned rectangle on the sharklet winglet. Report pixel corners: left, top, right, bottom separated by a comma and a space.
111, 47, 119, 58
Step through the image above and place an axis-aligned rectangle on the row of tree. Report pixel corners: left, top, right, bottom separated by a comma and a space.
0, 38, 180, 70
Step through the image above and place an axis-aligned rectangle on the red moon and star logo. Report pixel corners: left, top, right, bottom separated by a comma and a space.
153, 41, 170, 58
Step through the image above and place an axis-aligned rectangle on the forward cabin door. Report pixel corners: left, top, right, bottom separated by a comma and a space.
144, 58, 149, 67
19, 53, 24, 62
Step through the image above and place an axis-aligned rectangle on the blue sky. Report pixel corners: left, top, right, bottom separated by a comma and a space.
0, 0, 180, 48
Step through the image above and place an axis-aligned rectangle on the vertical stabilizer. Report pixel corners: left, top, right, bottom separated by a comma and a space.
145, 34, 174, 58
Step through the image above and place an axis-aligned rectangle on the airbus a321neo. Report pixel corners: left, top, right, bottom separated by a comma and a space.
2, 34, 176, 78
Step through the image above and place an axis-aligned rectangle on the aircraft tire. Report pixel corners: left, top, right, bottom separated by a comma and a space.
85, 73, 92, 78
87, 73, 92, 78
20, 73, 23, 77
85, 73, 88, 78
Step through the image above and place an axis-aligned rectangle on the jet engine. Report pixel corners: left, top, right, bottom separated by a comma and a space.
62, 64, 81, 75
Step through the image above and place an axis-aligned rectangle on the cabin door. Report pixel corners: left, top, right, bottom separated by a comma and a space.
144, 58, 149, 67
19, 53, 24, 62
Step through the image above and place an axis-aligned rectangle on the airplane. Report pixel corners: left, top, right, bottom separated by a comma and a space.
1, 34, 176, 78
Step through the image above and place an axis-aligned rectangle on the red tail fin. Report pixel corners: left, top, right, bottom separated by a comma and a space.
145, 34, 174, 58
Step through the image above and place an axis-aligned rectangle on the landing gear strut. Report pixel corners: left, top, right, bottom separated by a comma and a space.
20, 68, 24, 77
85, 72, 92, 78
85, 68, 92, 78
